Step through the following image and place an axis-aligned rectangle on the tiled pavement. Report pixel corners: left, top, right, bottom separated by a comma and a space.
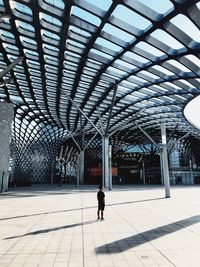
1, 184, 200, 266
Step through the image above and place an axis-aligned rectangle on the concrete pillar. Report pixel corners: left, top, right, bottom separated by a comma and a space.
161, 123, 171, 198
0, 102, 14, 192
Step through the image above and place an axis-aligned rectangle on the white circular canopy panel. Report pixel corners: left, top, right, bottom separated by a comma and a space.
184, 95, 200, 131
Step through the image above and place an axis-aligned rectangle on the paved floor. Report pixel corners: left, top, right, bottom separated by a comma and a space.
1, 184, 200, 267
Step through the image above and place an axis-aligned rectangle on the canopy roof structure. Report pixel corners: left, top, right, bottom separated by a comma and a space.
0, 0, 200, 182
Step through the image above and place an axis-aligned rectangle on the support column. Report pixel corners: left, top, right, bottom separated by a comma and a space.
102, 137, 105, 187
77, 155, 80, 187
103, 136, 109, 188
0, 102, 14, 192
109, 145, 112, 190
79, 150, 85, 184
161, 123, 171, 198
142, 161, 146, 185
79, 115, 85, 185
160, 155, 164, 185
189, 159, 194, 185
50, 159, 55, 185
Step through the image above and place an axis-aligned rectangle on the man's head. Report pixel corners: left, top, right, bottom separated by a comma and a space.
98, 184, 103, 190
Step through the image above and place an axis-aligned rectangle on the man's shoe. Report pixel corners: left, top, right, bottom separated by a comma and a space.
101, 218, 104, 220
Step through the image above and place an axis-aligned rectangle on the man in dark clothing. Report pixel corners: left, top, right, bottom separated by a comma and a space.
97, 185, 105, 220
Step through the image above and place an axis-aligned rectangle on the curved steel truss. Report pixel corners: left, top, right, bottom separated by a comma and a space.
1, 0, 200, 182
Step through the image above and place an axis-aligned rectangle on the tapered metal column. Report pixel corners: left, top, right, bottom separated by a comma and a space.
80, 150, 85, 184
103, 136, 109, 188
161, 124, 171, 198
79, 115, 85, 185
102, 138, 105, 187
109, 145, 112, 190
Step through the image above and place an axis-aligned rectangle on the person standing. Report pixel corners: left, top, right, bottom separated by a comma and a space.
97, 185, 105, 220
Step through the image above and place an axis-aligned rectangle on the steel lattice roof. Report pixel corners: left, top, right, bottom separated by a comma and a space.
1, 0, 200, 147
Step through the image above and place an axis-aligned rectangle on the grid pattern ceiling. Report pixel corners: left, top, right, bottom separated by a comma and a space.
1, 0, 200, 143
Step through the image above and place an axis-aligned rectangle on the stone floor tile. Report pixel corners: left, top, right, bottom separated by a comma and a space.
1, 185, 200, 267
